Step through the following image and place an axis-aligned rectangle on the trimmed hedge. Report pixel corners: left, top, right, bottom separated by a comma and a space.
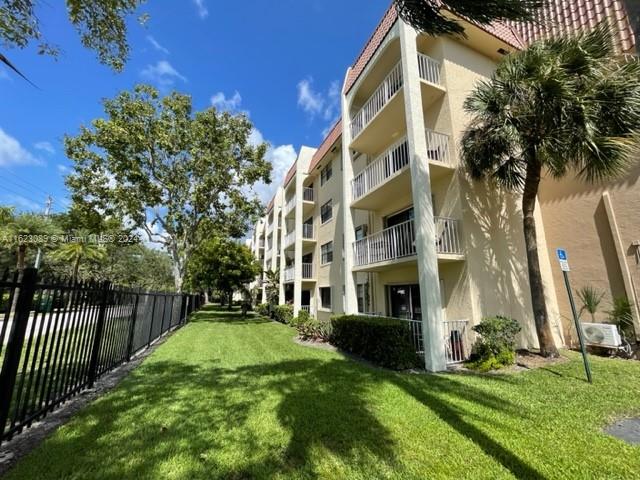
273, 304, 294, 324
292, 310, 332, 341
254, 303, 270, 317
330, 315, 418, 370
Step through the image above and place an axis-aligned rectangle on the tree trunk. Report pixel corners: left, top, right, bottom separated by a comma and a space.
16, 244, 26, 271
168, 246, 185, 293
204, 291, 210, 304
227, 290, 233, 310
523, 161, 559, 357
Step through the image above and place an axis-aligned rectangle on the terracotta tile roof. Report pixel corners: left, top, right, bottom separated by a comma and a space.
510, 0, 635, 52
309, 120, 343, 172
283, 160, 297, 187
266, 197, 274, 213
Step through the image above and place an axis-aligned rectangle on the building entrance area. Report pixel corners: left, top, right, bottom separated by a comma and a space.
387, 284, 421, 320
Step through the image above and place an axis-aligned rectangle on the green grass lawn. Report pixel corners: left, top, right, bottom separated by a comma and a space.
5, 306, 640, 479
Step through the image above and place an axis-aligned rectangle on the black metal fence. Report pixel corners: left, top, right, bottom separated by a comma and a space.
0, 268, 203, 445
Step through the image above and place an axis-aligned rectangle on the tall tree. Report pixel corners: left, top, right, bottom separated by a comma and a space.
185, 237, 260, 308
0, 0, 145, 76
65, 84, 271, 291
52, 232, 107, 283
0, 211, 57, 271
461, 25, 640, 356
394, 0, 545, 36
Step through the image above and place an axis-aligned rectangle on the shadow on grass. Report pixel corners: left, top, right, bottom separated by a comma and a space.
188, 304, 271, 325
7, 306, 547, 479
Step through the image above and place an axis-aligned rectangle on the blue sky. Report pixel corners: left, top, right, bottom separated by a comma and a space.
0, 0, 389, 214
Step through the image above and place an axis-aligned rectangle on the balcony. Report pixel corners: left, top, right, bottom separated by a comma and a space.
302, 224, 315, 241
267, 222, 274, 235
400, 318, 471, 365
352, 217, 463, 271
302, 263, 314, 280
284, 266, 294, 283
351, 129, 453, 210
417, 53, 446, 110
284, 230, 295, 249
303, 187, 314, 202
285, 196, 296, 217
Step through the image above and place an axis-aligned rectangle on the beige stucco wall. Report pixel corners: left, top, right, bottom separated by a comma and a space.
539, 162, 640, 343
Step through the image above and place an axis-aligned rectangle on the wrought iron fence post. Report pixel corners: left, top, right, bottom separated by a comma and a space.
126, 290, 141, 361
0, 268, 38, 443
87, 281, 111, 388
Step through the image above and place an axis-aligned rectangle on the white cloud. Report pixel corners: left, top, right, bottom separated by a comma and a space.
297, 78, 324, 117
146, 35, 170, 55
249, 127, 297, 204
34, 141, 55, 155
297, 78, 341, 134
0, 128, 43, 167
57, 164, 69, 174
193, 0, 209, 19
140, 60, 187, 87
210, 91, 242, 111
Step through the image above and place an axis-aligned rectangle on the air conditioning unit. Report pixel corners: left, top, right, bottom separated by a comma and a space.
581, 322, 622, 348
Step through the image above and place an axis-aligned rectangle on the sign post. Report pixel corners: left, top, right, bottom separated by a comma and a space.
556, 248, 592, 383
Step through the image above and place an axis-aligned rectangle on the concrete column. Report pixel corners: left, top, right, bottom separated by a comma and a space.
278, 207, 286, 305
293, 170, 303, 316
261, 222, 268, 304
341, 70, 359, 315
399, 21, 446, 372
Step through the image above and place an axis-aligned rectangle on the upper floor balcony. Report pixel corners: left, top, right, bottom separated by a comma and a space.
349, 53, 444, 154
285, 195, 296, 217
302, 224, 315, 242
283, 263, 315, 283
352, 217, 463, 271
351, 129, 453, 211
284, 230, 295, 249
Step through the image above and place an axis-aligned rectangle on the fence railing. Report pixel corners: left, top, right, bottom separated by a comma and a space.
303, 187, 314, 202
285, 196, 296, 215
285, 231, 295, 247
302, 263, 313, 279
352, 217, 462, 267
302, 224, 314, 240
351, 62, 403, 139
417, 53, 442, 86
0, 268, 202, 446
301, 305, 311, 314
284, 267, 295, 283
352, 136, 410, 201
444, 320, 470, 364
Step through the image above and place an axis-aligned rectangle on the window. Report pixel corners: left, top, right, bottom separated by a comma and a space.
321, 241, 333, 264
320, 287, 331, 309
355, 225, 368, 240
357, 283, 365, 313
321, 200, 333, 224
320, 161, 333, 185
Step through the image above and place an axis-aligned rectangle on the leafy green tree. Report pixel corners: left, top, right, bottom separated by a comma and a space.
461, 26, 640, 356
52, 232, 107, 283
0, 211, 57, 271
186, 237, 260, 308
65, 84, 271, 291
394, 0, 544, 36
0, 0, 145, 77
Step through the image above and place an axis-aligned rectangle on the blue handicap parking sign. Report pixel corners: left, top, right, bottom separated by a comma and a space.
556, 249, 567, 261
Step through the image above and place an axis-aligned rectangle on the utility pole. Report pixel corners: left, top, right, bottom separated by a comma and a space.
34, 195, 53, 269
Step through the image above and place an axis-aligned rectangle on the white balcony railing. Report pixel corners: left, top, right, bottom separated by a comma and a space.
425, 129, 453, 166
351, 129, 452, 203
351, 62, 403, 139
285, 231, 295, 247
352, 217, 462, 267
267, 222, 274, 234
444, 320, 470, 364
417, 53, 442, 86
302, 224, 314, 240
285, 196, 295, 214
284, 266, 294, 282
301, 305, 311, 314
352, 136, 409, 201
302, 263, 313, 279
303, 187, 314, 202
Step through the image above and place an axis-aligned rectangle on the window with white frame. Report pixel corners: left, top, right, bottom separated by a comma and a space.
320, 200, 332, 224
320, 160, 333, 186
320, 287, 331, 309
321, 241, 333, 264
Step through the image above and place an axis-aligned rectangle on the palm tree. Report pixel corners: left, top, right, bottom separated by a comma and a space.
460, 25, 640, 357
394, 0, 544, 36
576, 286, 605, 322
53, 233, 107, 283
264, 269, 280, 306
0, 212, 56, 271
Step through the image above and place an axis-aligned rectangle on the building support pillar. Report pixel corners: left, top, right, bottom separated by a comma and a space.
399, 21, 446, 372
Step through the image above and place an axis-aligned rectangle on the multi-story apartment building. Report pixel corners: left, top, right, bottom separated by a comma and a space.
248, 1, 637, 371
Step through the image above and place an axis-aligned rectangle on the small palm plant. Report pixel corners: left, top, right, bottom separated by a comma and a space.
264, 269, 280, 307
53, 232, 107, 283
461, 25, 640, 356
576, 286, 605, 322
608, 297, 636, 341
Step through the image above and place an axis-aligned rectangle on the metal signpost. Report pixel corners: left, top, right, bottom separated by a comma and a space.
556, 248, 592, 383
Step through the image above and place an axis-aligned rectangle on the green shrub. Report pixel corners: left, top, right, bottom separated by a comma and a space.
466, 316, 521, 372
254, 303, 270, 317
330, 315, 418, 370
273, 304, 294, 324
0, 292, 10, 313
293, 311, 332, 341
608, 297, 636, 340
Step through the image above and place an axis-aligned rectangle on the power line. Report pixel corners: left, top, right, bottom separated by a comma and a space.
0, 176, 49, 200
2, 167, 52, 197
